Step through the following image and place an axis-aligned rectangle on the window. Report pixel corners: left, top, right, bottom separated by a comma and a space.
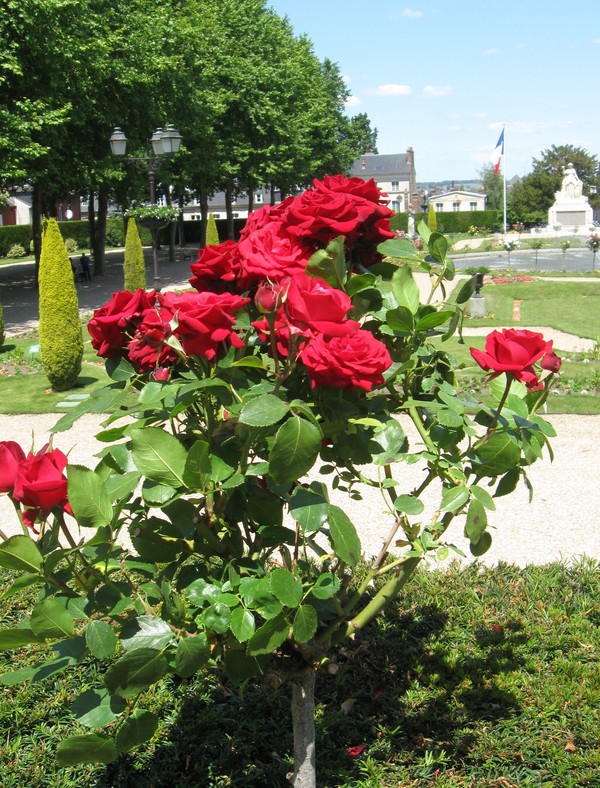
391, 201, 400, 212
255, 193, 264, 204
470, 202, 477, 211
391, 181, 400, 191
453, 202, 460, 212
436, 203, 443, 212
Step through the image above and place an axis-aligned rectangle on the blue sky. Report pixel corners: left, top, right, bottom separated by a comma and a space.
268, 1, 600, 182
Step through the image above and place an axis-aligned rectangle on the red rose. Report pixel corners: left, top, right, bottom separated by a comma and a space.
0, 441, 26, 492
470, 329, 551, 386
239, 197, 295, 238
88, 289, 156, 357
284, 272, 352, 336
237, 222, 312, 289
541, 346, 562, 373
313, 174, 388, 206
12, 446, 69, 511
189, 240, 242, 293
168, 291, 250, 361
255, 280, 287, 314
300, 323, 392, 391
284, 188, 370, 244
127, 303, 178, 372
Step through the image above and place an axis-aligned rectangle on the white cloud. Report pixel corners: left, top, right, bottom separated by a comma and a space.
423, 85, 452, 98
593, 38, 600, 44
365, 84, 412, 96
342, 73, 352, 85
345, 95, 361, 108
483, 48, 501, 56
402, 8, 423, 18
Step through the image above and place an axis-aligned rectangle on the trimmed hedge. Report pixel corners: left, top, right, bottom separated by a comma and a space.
391, 209, 501, 235
0, 225, 32, 257
0, 218, 127, 258
123, 219, 146, 291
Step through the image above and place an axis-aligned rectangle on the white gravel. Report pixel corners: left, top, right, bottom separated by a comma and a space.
1, 413, 598, 568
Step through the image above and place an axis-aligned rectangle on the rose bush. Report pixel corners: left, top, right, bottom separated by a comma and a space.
0, 175, 561, 786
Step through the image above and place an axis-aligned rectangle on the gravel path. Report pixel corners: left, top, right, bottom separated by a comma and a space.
1, 412, 598, 568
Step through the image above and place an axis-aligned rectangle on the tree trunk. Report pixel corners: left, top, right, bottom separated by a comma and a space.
289, 671, 316, 788
200, 191, 208, 247
92, 184, 108, 276
225, 180, 235, 240
178, 193, 186, 247
32, 182, 43, 287
88, 191, 96, 256
270, 183, 276, 206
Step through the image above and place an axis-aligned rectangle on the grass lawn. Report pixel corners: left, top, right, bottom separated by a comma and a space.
0, 331, 110, 414
0, 560, 597, 786
462, 281, 600, 339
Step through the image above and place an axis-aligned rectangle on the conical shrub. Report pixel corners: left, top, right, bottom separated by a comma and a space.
123, 218, 146, 291
39, 218, 83, 391
427, 203, 437, 233
206, 213, 220, 246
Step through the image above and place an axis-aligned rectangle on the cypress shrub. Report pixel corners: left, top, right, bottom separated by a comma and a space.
205, 213, 220, 246
38, 219, 83, 391
427, 204, 437, 232
123, 219, 146, 291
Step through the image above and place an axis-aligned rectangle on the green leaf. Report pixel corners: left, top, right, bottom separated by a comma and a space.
269, 568, 303, 608
104, 648, 168, 698
440, 486, 470, 513
0, 628, 41, 651
0, 572, 43, 599
67, 465, 113, 528
377, 237, 421, 261
57, 734, 118, 766
115, 709, 158, 752
416, 310, 455, 331
182, 440, 212, 490
86, 620, 117, 659
327, 505, 361, 566
427, 231, 448, 264
306, 235, 347, 288
175, 634, 210, 677
489, 374, 526, 401
472, 433, 521, 477
465, 499, 488, 546
494, 467, 520, 497
289, 483, 329, 533
454, 276, 477, 304
72, 688, 125, 728
346, 272, 378, 296
240, 393, 289, 427
370, 420, 408, 465
386, 305, 415, 332
268, 416, 322, 485
247, 612, 289, 656
120, 615, 173, 652
131, 427, 187, 488
310, 573, 340, 600
470, 530, 493, 557
229, 608, 256, 643
30, 598, 74, 639
199, 603, 231, 634
470, 485, 496, 511
104, 472, 140, 504
393, 494, 425, 515
293, 605, 318, 643
0, 535, 43, 573
392, 265, 420, 314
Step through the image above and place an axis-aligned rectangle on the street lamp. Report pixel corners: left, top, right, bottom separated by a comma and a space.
109, 125, 182, 290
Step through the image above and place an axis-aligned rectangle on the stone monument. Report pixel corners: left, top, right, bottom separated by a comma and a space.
548, 164, 593, 230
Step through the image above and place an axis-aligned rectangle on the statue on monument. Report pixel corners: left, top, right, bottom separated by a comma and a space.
560, 164, 583, 199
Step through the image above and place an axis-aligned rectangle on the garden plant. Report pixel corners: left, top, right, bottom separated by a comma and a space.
0, 176, 561, 786
123, 218, 146, 292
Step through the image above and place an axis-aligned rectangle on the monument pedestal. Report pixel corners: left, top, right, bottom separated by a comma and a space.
469, 295, 486, 318
548, 164, 593, 230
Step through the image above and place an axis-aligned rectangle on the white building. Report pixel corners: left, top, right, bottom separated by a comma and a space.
430, 190, 486, 213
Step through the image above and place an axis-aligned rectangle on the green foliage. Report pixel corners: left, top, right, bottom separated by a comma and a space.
105, 219, 125, 248
63, 237, 78, 254
205, 213, 220, 246
0, 224, 32, 257
123, 219, 146, 292
5, 243, 26, 258
393, 210, 500, 234
38, 219, 83, 391
426, 203, 437, 232
480, 163, 504, 211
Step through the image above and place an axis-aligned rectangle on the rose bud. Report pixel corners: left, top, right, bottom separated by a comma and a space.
541, 349, 562, 373
255, 281, 283, 314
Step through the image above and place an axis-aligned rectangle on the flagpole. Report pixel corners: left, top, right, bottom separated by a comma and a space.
503, 124, 507, 237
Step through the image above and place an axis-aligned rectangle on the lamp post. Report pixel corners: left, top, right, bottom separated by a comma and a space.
109, 125, 182, 290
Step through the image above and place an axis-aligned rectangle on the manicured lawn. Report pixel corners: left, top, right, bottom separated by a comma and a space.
462, 280, 600, 339
0, 560, 597, 786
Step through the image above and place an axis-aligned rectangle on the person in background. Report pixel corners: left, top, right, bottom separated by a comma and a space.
80, 252, 91, 282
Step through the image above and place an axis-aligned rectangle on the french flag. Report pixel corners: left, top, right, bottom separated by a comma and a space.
491, 128, 504, 175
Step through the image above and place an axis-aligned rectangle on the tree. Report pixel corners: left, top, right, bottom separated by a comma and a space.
123, 219, 146, 291
38, 219, 83, 390
481, 163, 504, 212
508, 144, 600, 225
205, 214, 220, 247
